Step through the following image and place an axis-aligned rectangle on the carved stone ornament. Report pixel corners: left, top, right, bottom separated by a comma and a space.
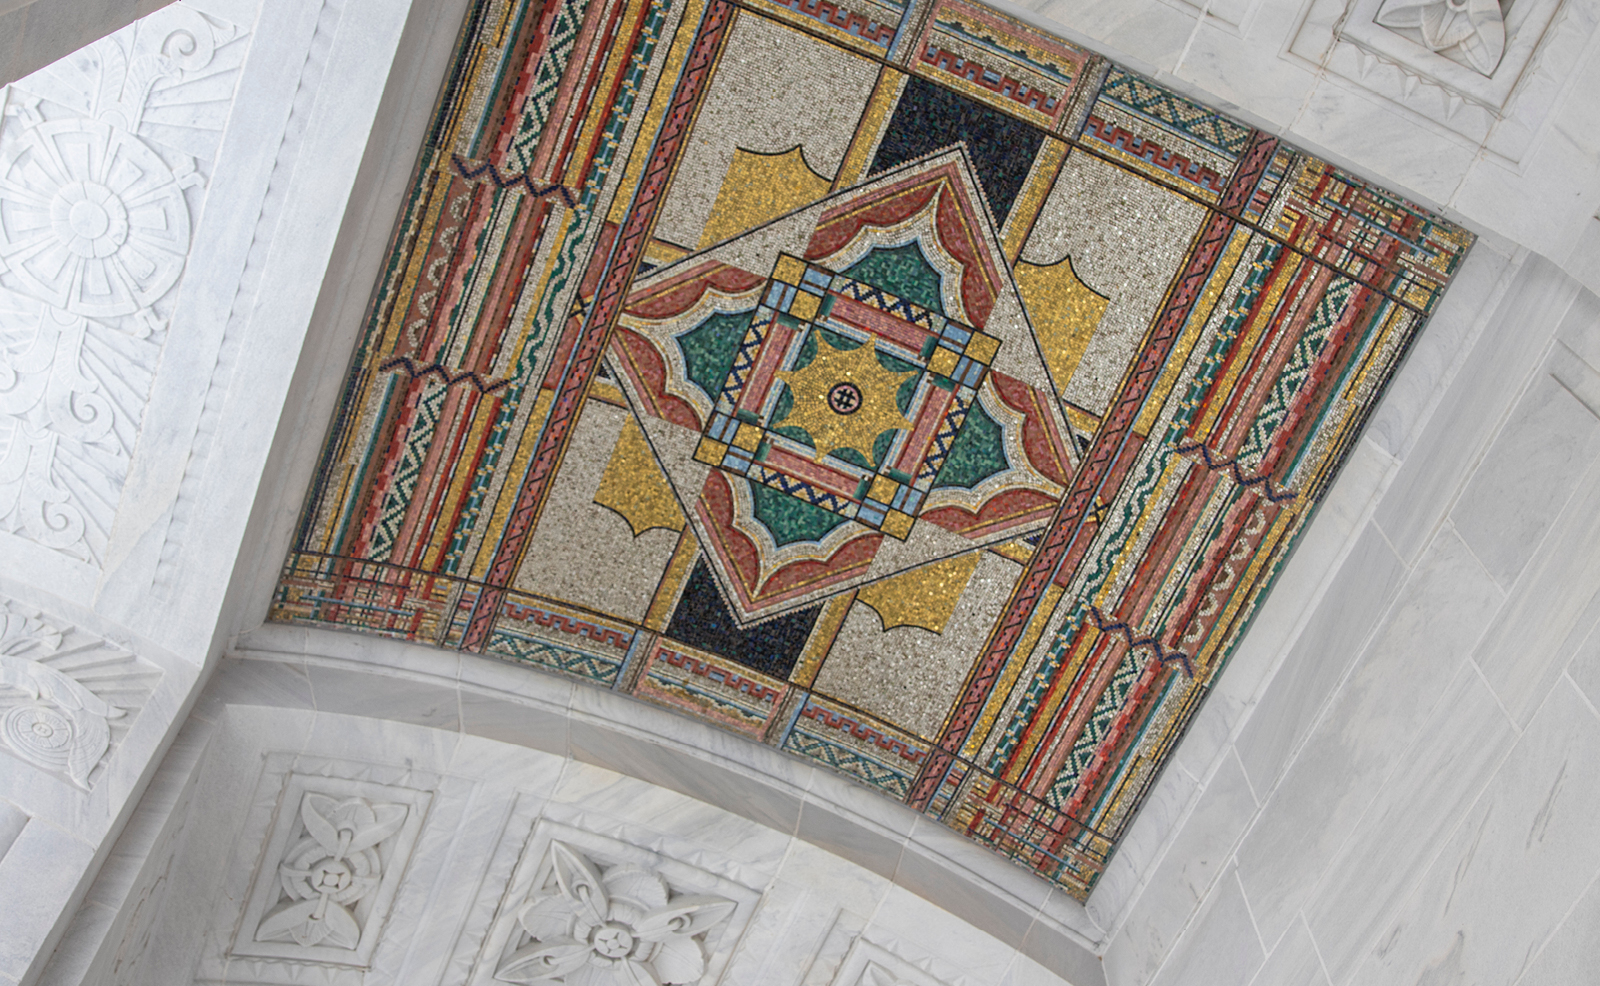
222, 761, 435, 979
0, 596, 153, 788
829, 938, 953, 986
255, 794, 410, 950
496, 841, 736, 986
1375, 0, 1507, 75
0, 6, 244, 567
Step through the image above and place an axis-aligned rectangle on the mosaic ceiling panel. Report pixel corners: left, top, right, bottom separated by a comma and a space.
272, 0, 1471, 899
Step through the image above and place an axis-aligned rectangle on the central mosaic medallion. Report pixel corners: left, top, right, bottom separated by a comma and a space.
614, 154, 1075, 623
272, 0, 1472, 900
695, 252, 1001, 543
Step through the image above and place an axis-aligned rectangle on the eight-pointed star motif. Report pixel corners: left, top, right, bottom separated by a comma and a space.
774, 334, 914, 462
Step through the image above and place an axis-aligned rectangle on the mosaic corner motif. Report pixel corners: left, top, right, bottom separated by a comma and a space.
269, 0, 1474, 900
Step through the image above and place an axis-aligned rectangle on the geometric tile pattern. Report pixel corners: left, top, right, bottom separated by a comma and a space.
269, 0, 1472, 899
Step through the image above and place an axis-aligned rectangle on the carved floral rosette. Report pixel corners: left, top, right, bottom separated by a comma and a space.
0, 595, 154, 788
254, 794, 411, 950
1375, 0, 1507, 75
496, 842, 737, 986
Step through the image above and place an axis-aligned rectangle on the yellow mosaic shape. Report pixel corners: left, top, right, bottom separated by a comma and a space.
790, 290, 822, 322
966, 332, 1000, 364
856, 551, 982, 633
694, 437, 728, 466
733, 422, 763, 451
927, 346, 960, 378
1015, 255, 1109, 399
867, 474, 899, 503
595, 416, 686, 536
698, 146, 831, 249
775, 336, 913, 461
772, 254, 808, 286
880, 509, 915, 541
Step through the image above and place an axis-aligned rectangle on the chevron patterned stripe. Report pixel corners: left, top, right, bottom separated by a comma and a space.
1235, 276, 1355, 466
509, 0, 592, 174
1047, 647, 1145, 807
369, 382, 449, 560
1100, 69, 1251, 155
485, 630, 623, 683
784, 729, 914, 797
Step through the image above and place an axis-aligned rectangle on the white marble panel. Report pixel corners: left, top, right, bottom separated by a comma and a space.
1363, 244, 1518, 463
1021, 0, 1199, 74
0, 817, 96, 984
0, 799, 24, 859
1473, 446, 1600, 725
1232, 522, 1405, 793
1299, 663, 1517, 983
1144, 868, 1264, 986
1515, 868, 1600, 986
1448, 347, 1600, 591
1291, 77, 1474, 208
860, 885, 1019, 986
1233, 524, 1502, 946
1247, 917, 1330, 986
304, 662, 463, 732
1171, 7, 1319, 128
724, 839, 891, 986
1550, 281, 1600, 373
999, 949, 1089, 986
93, 0, 422, 665
1350, 680, 1600, 986
1086, 759, 1199, 932
1375, 256, 1578, 564
1451, 10, 1600, 250
545, 761, 792, 886
1100, 752, 1256, 986
1566, 215, 1600, 298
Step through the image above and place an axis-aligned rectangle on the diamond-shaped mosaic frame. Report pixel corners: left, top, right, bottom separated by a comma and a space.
693, 253, 1002, 541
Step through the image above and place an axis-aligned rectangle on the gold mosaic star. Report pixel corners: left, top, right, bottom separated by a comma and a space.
776, 334, 914, 462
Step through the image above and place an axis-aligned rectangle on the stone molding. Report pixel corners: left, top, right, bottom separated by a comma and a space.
209, 754, 438, 985
228, 625, 1107, 968
147, 0, 342, 600
61, 688, 1093, 986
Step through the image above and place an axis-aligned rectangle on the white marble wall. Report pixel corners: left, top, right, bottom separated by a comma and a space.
0, 1, 470, 983
1092, 245, 1600, 985
37, 652, 1095, 986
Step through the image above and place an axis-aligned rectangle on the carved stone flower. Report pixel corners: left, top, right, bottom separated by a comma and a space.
1375, 0, 1506, 76
0, 600, 121, 786
0, 109, 194, 319
497, 842, 736, 986
255, 794, 408, 950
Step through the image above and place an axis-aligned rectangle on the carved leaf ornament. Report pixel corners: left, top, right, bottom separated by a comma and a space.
255, 794, 409, 949
498, 842, 736, 986
0, 600, 123, 785
1375, 0, 1507, 75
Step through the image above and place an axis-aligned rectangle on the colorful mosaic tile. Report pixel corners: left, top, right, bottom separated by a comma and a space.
270, 0, 1473, 900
